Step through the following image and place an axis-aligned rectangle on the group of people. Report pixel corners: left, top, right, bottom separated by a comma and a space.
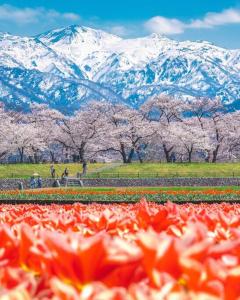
50, 165, 69, 179
27, 162, 84, 189
28, 166, 71, 189
30, 176, 42, 189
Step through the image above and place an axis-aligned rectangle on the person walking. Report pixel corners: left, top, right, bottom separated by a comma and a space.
64, 168, 69, 177
50, 165, 56, 178
82, 160, 87, 175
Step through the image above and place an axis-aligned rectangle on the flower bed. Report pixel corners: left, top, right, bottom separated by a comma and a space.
1, 200, 240, 299
1, 188, 240, 202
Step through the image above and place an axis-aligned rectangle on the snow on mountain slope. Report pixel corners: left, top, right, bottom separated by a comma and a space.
0, 66, 126, 114
0, 32, 84, 78
38, 27, 240, 76
38, 25, 122, 80
0, 25, 240, 112
96, 42, 240, 106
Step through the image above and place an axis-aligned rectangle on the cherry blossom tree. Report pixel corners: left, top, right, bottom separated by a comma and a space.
54, 102, 107, 171
0, 95, 240, 164
0, 106, 15, 160
141, 95, 186, 162
224, 111, 240, 160
170, 119, 210, 163
7, 122, 46, 163
29, 104, 65, 162
96, 103, 155, 163
185, 97, 228, 163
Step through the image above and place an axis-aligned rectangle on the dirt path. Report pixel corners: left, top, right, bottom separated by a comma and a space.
87, 162, 123, 174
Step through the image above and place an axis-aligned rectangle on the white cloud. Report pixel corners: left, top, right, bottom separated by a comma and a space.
145, 16, 185, 35
144, 8, 240, 35
190, 8, 240, 28
0, 4, 80, 25
0, 4, 239, 38
0, 5, 39, 24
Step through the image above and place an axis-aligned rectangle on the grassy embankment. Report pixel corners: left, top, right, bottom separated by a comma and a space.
0, 163, 104, 179
93, 162, 240, 178
0, 162, 240, 178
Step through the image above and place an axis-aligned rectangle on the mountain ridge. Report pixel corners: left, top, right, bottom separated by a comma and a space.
0, 25, 239, 113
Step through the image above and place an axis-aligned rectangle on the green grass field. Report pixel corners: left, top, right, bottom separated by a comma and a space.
0, 163, 104, 179
88, 162, 240, 178
0, 162, 240, 178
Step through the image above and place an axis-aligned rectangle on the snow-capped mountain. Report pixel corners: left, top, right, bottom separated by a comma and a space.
0, 25, 240, 113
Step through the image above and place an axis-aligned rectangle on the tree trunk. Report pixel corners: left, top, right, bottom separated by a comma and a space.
163, 144, 173, 163
50, 151, 55, 163
82, 160, 87, 175
18, 147, 24, 163
34, 152, 39, 164
188, 153, 192, 163
78, 142, 86, 162
120, 143, 128, 163
188, 146, 193, 163
212, 127, 220, 163
0, 151, 7, 160
212, 145, 220, 163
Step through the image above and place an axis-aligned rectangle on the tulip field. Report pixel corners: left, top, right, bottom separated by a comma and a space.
1, 187, 240, 203
1, 199, 240, 299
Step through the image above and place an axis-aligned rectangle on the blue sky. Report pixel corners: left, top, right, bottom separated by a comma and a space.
0, 0, 240, 48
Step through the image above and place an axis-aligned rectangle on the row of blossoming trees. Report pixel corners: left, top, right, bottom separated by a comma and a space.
1, 96, 240, 163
